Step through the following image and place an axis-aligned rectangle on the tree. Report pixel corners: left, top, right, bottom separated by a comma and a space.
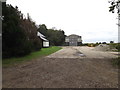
37, 24, 48, 37
109, 0, 120, 14
110, 41, 114, 43
2, 3, 42, 58
102, 42, 107, 44
3, 4, 29, 58
99, 42, 101, 44
37, 25, 65, 46
47, 29, 65, 46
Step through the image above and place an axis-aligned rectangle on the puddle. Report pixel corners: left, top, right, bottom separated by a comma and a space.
74, 51, 86, 57
78, 53, 86, 57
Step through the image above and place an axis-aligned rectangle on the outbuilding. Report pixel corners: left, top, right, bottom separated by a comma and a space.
37, 32, 49, 47
65, 34, 82, 46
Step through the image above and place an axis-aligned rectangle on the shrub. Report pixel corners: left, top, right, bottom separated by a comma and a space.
115, 43, 120, 52
112, 57, 120, 67
81, 43, 88, 46
102, 42, 107, 44
88, 43, 96, 47
88, 44, 91, 47
110, 41, 114, 43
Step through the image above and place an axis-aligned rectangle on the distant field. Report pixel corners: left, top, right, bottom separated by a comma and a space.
3, 46, 62, 67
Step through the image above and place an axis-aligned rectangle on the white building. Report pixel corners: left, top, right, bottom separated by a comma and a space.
37, 32, 49, 47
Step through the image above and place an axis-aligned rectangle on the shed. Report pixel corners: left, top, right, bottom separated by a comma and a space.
65, 34, 82, 46
37, 32, 49, 47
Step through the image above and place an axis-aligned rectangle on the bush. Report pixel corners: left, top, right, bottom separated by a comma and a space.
88, 44, 91, 47
81, 43, 88, 46
110, 41, 114, 43
109, 43, 120, 51
112, 57, 120, 67
115, 43, 120, 52
102, 42, 107, 44
88, 43, 96, 47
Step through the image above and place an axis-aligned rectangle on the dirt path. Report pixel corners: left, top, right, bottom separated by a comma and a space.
47, 46, 118, 58
2, 46, 118, 88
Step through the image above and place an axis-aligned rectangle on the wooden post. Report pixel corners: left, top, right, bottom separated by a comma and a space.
0, 1, 2, 89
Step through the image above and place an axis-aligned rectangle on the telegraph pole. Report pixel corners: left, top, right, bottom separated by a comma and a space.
118, 2, 120, 43
0, 0, 6, 89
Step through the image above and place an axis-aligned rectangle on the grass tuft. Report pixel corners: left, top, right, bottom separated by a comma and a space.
112, 57, 120, 67
2, 46, 62, 67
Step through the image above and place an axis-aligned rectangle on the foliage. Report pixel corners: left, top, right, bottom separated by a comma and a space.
81, 43, 99, 47
95, 42, 99, 46
87, 43, 97, 47
38, 25, 65, 46
37, 24, 48, 37
47, 29, 65, 46
112, 57, 120, 67
109, 43, 120, 51
81, 43, 88, 46
110, 41, 114, 43
2, 2, 65, 59
20, 17, 42, 51
115, 43, 120, 51
2, 3, 42, 58
3, 46, 62, 67
102, 42, 107, 44
109, 0, 120, 14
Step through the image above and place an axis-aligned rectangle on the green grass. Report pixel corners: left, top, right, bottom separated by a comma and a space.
2, 46, 62, 67
109, 43, 120, 52
112, 57, 120, 67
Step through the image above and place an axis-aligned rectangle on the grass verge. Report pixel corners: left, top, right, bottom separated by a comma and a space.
3, 46, 62, 67
112, 57, 120, 67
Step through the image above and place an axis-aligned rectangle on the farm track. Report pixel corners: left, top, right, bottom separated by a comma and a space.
2, 46, 118, 88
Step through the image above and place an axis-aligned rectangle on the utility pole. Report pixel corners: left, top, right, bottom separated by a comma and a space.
118, 2, 120, 43
0, 0, 6, 89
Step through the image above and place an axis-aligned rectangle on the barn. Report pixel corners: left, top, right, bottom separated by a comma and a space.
65, 34, 82, 46
37, 32, 49, 47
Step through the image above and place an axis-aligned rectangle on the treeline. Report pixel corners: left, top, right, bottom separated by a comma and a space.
2, 3, 65, 58
38, 24, 65, 46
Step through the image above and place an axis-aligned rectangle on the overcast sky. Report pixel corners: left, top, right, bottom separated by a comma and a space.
6, 0, 118, 43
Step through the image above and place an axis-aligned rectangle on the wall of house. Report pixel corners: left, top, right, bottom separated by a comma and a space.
65, 34, 82, 46
43, 41, 49, 47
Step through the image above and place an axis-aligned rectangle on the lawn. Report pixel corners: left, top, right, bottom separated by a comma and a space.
2, 46, 62, 66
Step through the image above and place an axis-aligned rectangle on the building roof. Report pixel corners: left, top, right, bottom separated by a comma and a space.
37, 32, 45, 37
67, 34, 81, 37
40, 36, 48, 41
37, 32, 48, 41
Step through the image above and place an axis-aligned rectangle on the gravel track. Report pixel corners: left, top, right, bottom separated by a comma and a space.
47, 46, 118, 58
2, 46, 119, 88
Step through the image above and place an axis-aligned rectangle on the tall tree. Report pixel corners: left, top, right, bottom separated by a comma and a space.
109, 0, 120, 14
37, 24, 48, 37
47, 29, 65, 46
2, 3, 42, 58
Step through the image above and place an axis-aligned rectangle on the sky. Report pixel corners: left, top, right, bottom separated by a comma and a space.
6, 0, 118, 43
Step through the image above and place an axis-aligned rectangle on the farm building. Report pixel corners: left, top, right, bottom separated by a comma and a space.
37, 32, 49, 47
65, 34, 82, 46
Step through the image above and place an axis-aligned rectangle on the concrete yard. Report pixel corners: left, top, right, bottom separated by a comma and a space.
2, 46, 119, 88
